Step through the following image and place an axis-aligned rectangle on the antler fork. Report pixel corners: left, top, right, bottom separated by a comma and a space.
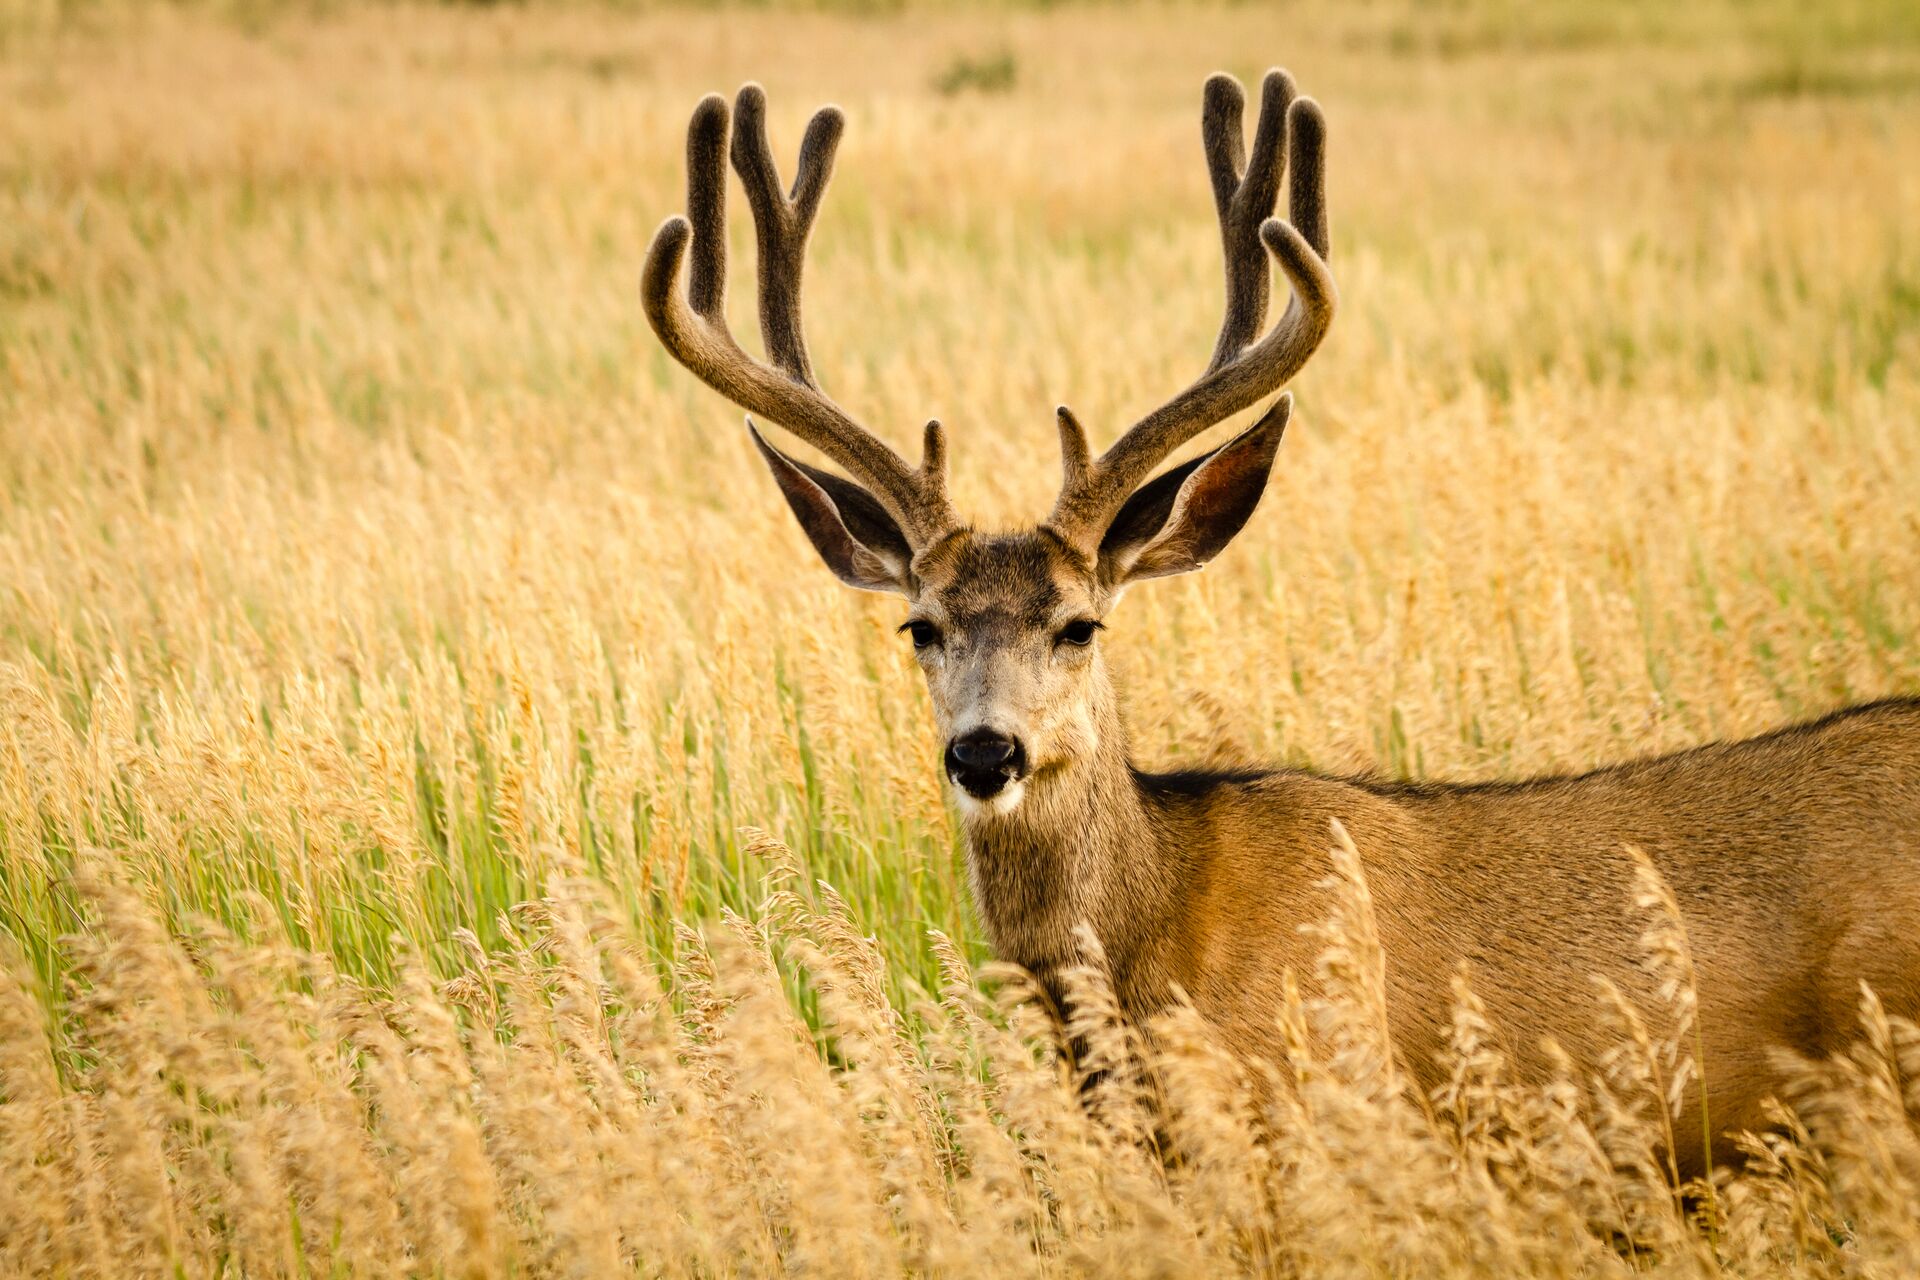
1048, 69, 1336, 551
640, 86, 958, 547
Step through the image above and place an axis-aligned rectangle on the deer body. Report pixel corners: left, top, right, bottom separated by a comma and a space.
959, 594, 1920, 1167
922, 532, 1920, 1171
639, 72, 1920, 1174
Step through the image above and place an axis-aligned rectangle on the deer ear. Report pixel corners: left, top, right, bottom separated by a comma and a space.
1098, 395, 1290, 585
749, 422, 915, 595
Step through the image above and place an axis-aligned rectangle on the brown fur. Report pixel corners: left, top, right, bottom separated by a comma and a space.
641, 74, 1920, 1177
927, 533, 1920, 1176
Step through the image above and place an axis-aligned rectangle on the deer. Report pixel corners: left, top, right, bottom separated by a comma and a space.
639, 70, 1920, 1174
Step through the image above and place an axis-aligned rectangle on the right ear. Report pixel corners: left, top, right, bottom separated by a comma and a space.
748, 422, 915, 595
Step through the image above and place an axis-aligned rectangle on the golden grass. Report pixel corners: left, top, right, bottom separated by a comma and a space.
2, 0, 1920, 1273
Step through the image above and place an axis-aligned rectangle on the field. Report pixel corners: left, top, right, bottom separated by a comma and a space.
3, 0, 1920, 1274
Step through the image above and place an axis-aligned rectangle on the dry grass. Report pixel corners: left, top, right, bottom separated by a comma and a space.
2, 0, 1919, 1274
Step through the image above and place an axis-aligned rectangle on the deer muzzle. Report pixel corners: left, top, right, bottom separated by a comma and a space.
945, 728, 1029, 800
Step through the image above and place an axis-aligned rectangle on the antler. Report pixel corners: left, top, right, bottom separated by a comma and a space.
641, 85, 957, 546
1049, 69, 1336, 550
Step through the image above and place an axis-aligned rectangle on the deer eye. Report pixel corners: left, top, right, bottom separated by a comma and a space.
900, 620, 942, 650
1055, 619, 1101, 648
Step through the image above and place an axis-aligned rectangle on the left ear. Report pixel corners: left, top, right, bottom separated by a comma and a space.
1097, 393, 1290, 585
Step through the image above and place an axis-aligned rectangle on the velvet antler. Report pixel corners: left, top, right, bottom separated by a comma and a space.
641, 86, 957, 548
1047, 69, 1335, 553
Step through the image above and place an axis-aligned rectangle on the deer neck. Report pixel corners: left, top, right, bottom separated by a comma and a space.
955, 663, 1185, 999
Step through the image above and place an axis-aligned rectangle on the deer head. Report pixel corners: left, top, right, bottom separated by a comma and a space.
641, 72, 1335, 817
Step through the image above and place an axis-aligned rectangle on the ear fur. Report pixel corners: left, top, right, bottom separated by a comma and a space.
748, 422, 914, 594
1098, 394, 1291, 585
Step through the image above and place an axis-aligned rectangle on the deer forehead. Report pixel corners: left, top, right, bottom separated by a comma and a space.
913, 532, 1097, 631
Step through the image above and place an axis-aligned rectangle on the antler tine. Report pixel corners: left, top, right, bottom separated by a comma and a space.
731, 84, 846, 386
640, 86, 955, 545
1050, 69, 1335, 549
1286, 93, 1330, 261
1203, 68, 1294, 371
683, 93, 730, 321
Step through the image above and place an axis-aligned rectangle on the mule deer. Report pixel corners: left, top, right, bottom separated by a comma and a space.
640, 72, 1920, 1172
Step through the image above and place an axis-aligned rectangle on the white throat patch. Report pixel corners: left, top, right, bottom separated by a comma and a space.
953, 779, 1026, 819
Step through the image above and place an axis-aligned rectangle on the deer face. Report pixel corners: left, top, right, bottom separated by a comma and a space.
899, 532, 1106, 814
750, 400, 1294, 816
641, 71, 1334, 818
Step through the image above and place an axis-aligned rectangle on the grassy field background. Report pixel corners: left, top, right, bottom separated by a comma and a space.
3, 0, 1920, 1273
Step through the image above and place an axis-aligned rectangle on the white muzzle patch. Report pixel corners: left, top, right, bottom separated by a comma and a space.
953, 778, 1025, 818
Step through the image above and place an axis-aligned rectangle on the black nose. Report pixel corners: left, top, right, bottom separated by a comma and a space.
944, 728, 1028, 799
951, 729, 1017, 770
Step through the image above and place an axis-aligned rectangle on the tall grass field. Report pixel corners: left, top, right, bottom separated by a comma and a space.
3, 0, 1920, 1273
